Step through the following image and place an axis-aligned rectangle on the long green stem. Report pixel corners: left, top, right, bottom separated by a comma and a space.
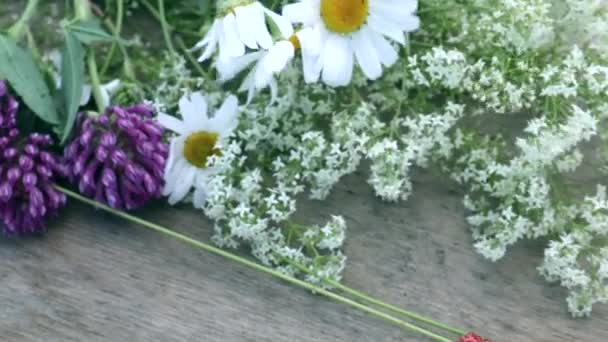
54, 185, 452, 342
87, 53, 105, 113
140, 0, 174, 31
7, 0, 41, 41
101, 17, 135, 80
282, 257, 467, 336
100, 0, 125, 76
326, 279, 467, 336
74, 0, 105, 113
175, 36, 209, 79
157, 0, 177, 55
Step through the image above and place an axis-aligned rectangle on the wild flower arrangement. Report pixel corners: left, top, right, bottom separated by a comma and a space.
1, 0, 608, 340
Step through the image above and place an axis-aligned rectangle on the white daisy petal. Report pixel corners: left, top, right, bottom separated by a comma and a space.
157, 113, 186, 134
194, 20, 218, 49
168, 166, 197, 205
195, 20, 219, 62
192, 184, 208, 208
321, 34, 353, 87
297, 26, 322, 56
235, 5, 258, 49
254, 60, 272, 89
370, 33, 399, 67
210, 95, 239, 135
239, 71, 257, 104
163, 157, 186, 197
250, 4, 273, 49
100, 90, 111, 109
282, 0, 316, 25
216, 52, 263, 82
263, 41, 294, 74
222, 13, 246, 57
400, 15, 421, 32
164, 138, 179, 176
179, 92, 208, 128
367, 13, 406, 44
263, 8, 294, 39
370, 1, 418, 28
80, 84, 92, 106
353, 29, 383, 80
297, 27, 322, 83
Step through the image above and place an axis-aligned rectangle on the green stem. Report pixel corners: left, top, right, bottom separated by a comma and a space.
74, 0, 91, 20
100, 0, 125, 76
157, 0, 177, 55
175, 36, 210, 79
87, 53, 105, 113
282, 258, 467, 336
75, 0, 105, 113
140, 0, 174, 31
54, 185, 452, 342
101, 17, 135, 80
7, 0, 41, 41
326, 279, 467, 336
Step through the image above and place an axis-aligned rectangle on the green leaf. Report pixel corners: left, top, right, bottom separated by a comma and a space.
66, 18, 114, 45
0, 34, 59, 125
58, 30, 85, 143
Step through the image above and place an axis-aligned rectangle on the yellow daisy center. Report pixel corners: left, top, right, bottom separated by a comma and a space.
288, 34, 301, 50
320, 0, 369, 34
183, 131, 221, 168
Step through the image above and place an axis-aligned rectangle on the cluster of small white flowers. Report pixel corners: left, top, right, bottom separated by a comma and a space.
405, 47, 538, 114
200, 134, 348, 281
367, 103, 463, 201
149, 0, 608, 315
452, 106, 597, 261
151, 53, 207, 113
539, 185, 608, 317
553, 0, 608, 56
470, 0, 554, 53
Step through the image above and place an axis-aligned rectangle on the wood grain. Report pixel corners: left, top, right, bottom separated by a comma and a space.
1, 2, 608, 342
1, 168, 607, 342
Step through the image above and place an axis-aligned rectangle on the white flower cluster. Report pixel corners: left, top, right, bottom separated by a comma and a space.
151, 53, 207, 113
151, 0, 608, 315
539, 186, 608, 317
453, 106, 597, 261
200, 134, 349, 281
367, 103, 463, 201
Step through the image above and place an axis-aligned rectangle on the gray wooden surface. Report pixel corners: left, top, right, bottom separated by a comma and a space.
1, 169, 607, 342
2, 2, 608, 341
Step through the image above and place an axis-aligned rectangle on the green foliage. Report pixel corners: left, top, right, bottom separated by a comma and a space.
57, 30, 85, 143
64, 18, 115, 45
0, 34, 58, 125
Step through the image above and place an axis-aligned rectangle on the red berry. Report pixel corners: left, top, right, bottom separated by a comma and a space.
458, 332, 490, 342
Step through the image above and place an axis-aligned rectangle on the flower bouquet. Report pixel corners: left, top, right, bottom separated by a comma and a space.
1, 0, 608, 340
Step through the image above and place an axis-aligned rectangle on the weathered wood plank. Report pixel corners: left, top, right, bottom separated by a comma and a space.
0, 169, 607, 341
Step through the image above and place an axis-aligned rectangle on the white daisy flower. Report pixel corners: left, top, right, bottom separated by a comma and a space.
157, 92, 239, 207
215, 28, 321, 102
216, 39, 296, 103
194, 1, 294, 62
282, 0, 420, 86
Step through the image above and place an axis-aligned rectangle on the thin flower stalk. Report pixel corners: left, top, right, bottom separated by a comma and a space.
55, 184, 453, 342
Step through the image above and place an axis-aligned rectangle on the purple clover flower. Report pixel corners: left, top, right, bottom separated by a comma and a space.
64, 105, 168, 210
0, 80, 68, 235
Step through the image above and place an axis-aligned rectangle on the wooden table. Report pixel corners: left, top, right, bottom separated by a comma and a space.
1, 170, 606, 342
2, 1, 607, 341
